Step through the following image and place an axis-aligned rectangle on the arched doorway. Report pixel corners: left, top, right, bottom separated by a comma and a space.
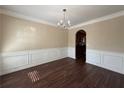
76, 30, 86, 62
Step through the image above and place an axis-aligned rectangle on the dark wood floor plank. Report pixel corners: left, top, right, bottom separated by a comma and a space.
0, 57, 124, 88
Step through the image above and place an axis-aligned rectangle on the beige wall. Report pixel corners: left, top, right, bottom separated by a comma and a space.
68, 16, 124, 53
1, 14, 124, 53
1, 14, 68, 52
0, 14, 2, 52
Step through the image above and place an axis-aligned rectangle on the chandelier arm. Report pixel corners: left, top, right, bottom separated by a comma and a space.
63, 9, 66, 27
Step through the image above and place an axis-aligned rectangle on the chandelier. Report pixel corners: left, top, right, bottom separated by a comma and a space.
57, 9, 71, 29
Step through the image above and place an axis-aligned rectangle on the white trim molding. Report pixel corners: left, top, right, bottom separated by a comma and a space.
0, 47, 68, 76
0, 8, 57, 27
69, 10, 124, 29
1, 8, 124, 30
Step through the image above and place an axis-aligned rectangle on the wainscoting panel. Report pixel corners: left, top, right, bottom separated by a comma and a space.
86, 49, 124, 74
2, 55, 28, 70
30, 50, 50, 64
0, 47, 67, 76
86, 50, 101, 66
102, 54, 123, 73
0, 51, 29, 75
0, 55, 2, 75
30, 48, 67, 64
123, 57, 124, 74
68, 47, 75, 59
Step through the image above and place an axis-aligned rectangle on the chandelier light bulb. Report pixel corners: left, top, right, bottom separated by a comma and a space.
57, 22, 60, 26
60, 20, 63, 24
68, 20, 70, 24
67, 20, 71, 26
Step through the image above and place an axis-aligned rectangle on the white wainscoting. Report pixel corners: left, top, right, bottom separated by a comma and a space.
68, 47, 75, 59
67, 47, 124, 74
0, 55, 2, 75
86, 49, 124, 74
0, 47, 67, 76
1, 47, 124, 76
86, 50, 102, 67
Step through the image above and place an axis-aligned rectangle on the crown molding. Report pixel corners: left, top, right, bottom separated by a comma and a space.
69, 10, 124, 30
0, 8, 57, 27
1, 8, 124, 30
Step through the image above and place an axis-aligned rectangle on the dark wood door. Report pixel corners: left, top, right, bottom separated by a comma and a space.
76, 30, 86, 61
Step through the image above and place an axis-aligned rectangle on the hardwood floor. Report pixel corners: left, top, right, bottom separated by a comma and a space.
0, 57, 124, 88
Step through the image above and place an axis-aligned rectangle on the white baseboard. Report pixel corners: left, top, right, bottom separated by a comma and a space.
0, 47, 67, 76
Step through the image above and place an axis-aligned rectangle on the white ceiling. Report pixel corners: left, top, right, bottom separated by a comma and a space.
1, 5, 124, 26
